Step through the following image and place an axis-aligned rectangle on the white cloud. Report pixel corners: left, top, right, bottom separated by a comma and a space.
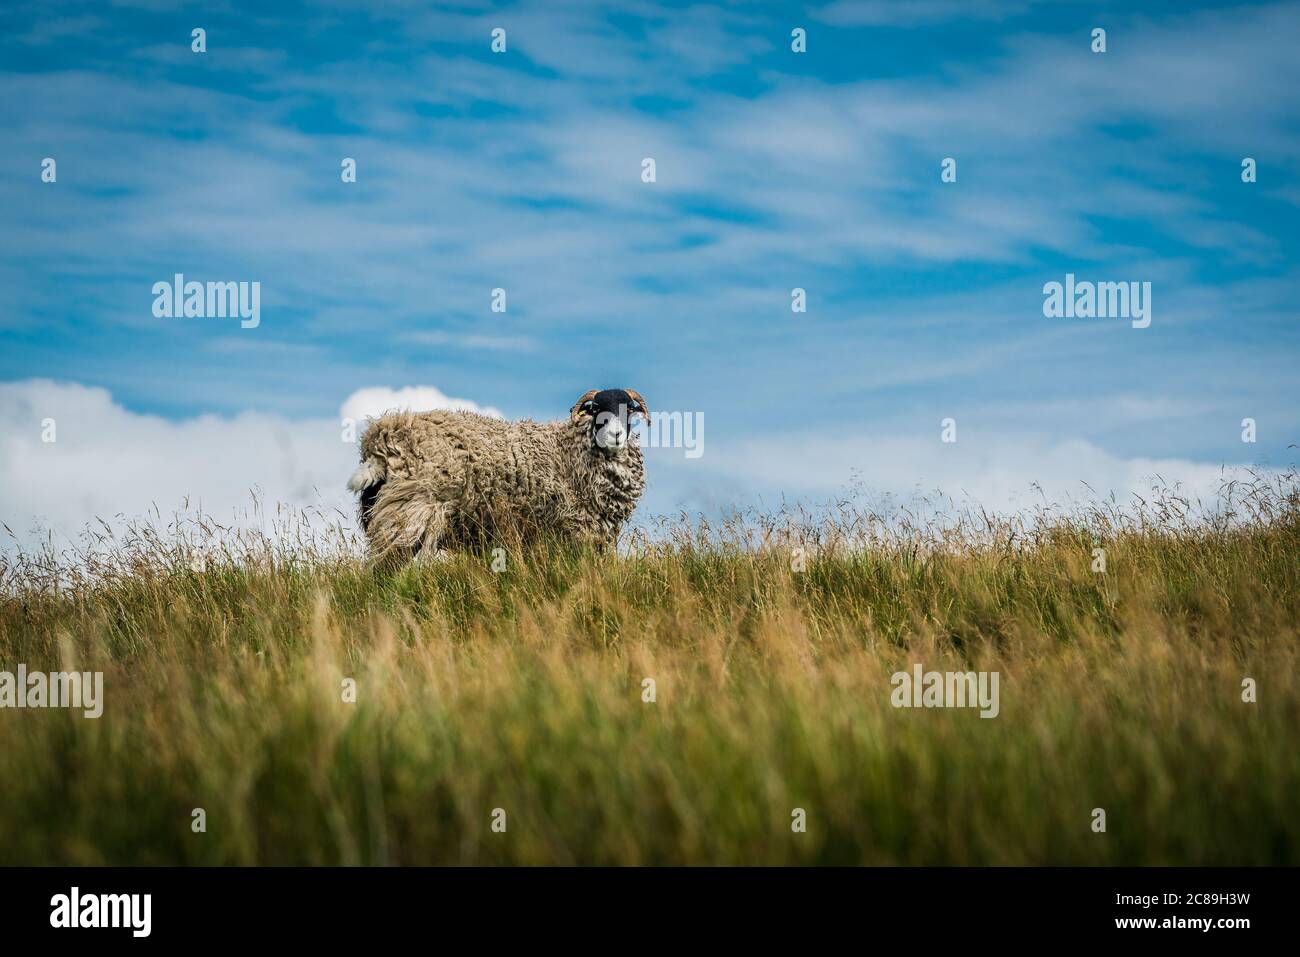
0, 380, 498, 553
814, 0, 1032, 27
652, 429, 1265, 519
340, 385, 504, 423
0, 380, 1280, 556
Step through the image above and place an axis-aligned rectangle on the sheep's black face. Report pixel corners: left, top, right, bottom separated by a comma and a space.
572, 388, 649, 457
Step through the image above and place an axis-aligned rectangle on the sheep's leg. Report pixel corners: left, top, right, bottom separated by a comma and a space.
364, 479, 451, 565
414, 547, 454, 565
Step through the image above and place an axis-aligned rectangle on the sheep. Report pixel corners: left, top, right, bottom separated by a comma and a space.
347, 388, 650, 561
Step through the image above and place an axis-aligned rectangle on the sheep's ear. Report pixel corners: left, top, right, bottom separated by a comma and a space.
570, 389, 599, 423
624, 389, 651, 424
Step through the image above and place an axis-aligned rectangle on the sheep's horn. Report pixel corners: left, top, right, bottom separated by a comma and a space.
570, 389, 599, 422
624, 389, 651, 424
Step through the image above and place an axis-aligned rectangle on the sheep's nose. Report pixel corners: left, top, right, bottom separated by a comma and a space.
596, 421, 627, 448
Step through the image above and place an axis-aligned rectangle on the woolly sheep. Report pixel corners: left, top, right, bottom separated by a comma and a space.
347, 388, 650, 560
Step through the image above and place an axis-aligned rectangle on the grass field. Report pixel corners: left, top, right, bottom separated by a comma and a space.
1, 472, 1297, 865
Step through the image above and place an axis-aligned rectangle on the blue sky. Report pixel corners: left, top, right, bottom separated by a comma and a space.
2, 0, 1298, 544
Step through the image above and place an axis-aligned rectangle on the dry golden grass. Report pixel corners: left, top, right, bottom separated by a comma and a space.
1, 471, 1296, 864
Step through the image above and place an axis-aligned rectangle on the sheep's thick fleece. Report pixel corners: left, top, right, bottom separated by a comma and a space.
353, 409, 645, 557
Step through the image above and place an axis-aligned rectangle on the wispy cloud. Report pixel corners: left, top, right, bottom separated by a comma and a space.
813, 0, 1034, 27
1, 0, 1296, 541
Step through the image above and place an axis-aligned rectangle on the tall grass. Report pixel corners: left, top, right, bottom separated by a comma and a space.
0, 471, 1297, 865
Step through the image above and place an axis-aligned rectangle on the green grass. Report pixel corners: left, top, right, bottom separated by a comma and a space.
1, 474, 1297, 865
